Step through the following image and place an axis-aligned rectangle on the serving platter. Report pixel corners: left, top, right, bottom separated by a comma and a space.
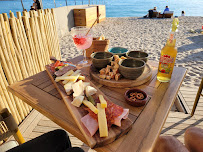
90, 64, 152, 88
45, 64, 133, 148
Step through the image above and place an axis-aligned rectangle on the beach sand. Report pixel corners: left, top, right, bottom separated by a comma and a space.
60, 16, 203, 87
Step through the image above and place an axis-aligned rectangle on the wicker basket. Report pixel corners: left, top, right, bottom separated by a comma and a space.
86, 37, 110, 58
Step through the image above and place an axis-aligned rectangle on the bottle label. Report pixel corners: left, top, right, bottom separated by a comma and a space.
159, 55, 174, 74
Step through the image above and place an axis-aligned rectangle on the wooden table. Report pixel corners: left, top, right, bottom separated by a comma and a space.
8, 56, 187, 152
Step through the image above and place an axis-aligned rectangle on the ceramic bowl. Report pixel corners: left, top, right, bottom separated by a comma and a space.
91, 52, 113, 69
124, 89, 148, 107
126, 50, 149, 63
118, 58, 145, 80
108, 47, 128, 57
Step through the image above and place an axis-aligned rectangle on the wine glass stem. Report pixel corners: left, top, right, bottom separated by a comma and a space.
83, 49, 87, 61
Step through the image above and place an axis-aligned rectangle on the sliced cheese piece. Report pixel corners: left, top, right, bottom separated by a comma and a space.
62, 70, 81, 84
55, 76, 71, 82
64, 81, 74, 95
86, 86, 97, 97
83, 82, 90, 90
62, 70, 74, 77
71, 96, 84, 107
78, 75, 85, 80
72, 80, 84, 97
99, 95, 107, 108
97, 103, 108, 137
83, 100, 98, 114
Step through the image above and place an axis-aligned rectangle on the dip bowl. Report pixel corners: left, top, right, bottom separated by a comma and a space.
108, 47, 128, 57
126, 50, 149, 63
124, 89, 148, 107
118, 58, 145, 80
91, 52, 113, 69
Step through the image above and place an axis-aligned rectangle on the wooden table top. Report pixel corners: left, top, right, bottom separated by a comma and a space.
8, 56, 187, 152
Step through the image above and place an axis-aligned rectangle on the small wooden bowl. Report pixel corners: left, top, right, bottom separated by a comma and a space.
126, 50, 149, 63
124, 89, 148, 107
91, 52, 113, 69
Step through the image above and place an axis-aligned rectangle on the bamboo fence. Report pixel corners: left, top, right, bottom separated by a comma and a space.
0, 9, 61, 125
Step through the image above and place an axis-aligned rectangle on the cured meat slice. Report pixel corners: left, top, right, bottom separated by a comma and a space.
113, 109, 129, 127
81, 114, 99, 137
55, 66, 76, 77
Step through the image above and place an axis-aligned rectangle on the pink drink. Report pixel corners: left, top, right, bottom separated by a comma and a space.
73, 34, 93, 50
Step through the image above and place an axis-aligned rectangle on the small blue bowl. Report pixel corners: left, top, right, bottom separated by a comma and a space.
108, 47, 128, 57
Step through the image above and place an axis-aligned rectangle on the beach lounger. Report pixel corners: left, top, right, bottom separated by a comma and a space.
163, 11, 174, 18
152, 12, 159, 18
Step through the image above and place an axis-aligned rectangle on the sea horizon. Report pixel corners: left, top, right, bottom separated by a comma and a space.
0, 0, 203, 17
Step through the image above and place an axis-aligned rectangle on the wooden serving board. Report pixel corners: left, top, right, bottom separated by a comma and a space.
45, 65, 133, 148
90, 64, 152, 88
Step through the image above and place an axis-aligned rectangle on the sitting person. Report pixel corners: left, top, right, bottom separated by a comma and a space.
181, 11, 185, 16
144, 7, 158, 18
7, 129, 84, 152
153, 127, 203, 152
163, 6, 169, 14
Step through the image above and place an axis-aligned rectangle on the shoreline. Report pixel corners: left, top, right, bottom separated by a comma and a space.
60, 16, 203, 88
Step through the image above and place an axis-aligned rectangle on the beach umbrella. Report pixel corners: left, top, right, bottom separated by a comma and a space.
66, 0, 67, 6
54, 0, 56, 8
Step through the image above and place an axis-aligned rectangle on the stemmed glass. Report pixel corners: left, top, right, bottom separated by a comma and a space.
71, 26, 93, 67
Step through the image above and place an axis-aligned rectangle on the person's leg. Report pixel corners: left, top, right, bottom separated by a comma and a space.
184, 127, 203, 152
153, 136, 189, 152
8, 129, 72, 152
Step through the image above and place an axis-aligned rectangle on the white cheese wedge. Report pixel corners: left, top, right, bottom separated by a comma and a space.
86, 86, 97, 97
71, 96, 84, 107
72, 80, 84, 97
83, 82, 90, 90
82, 100, 98, 114
64, 81, 74, 95
97, 103, 108, 137
99, 95, 107, 108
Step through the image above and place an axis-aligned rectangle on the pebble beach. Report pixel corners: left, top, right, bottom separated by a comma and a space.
60, 16, 203, 87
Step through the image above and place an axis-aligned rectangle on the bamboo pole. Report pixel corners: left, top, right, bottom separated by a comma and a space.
0, 96, 6, 110
16, 12, 37, 75
33, 15, 46, 66
9, 17, 29, 79
37, 13, 50, 64
0, 61, 21, 123
29, 17, 44, 71
0, 14, 21, 81
43, 10, 54, 57
15, 19, 32, 76
45, 10, 57, 58
51, 8, 61, 60
22, 12, 40, 73
47, 11, 57, 58
4, 21, 23, 81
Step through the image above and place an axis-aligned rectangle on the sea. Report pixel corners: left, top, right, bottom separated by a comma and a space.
0, 0, 203, 17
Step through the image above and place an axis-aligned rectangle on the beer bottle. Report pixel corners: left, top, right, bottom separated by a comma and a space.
157, 17, 179, 82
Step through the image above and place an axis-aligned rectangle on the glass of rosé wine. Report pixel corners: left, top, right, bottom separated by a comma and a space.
71, 26, 93, 67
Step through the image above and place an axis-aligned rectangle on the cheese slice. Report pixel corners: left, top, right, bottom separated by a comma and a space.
99, 95, 107, 108
78, 75, 85, 80
86, 86, 97, 97
72, 80, 84, 97
62, 70, 74, 77
62, 70, 81, 84
64, 81, 74, 95
83, 100, 98, 114
97, 103, 108, 137
55, 76, 71, 82
71, 96, 84, 107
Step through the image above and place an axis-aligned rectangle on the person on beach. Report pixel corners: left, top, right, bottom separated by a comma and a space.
163, 6, 169, 13
153, 127, 203, 152
143, 7, 157, 18
31, 0, 41, 10
182, 11, 185, 16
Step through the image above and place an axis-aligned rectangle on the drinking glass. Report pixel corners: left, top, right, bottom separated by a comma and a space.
71, 26, 93, 67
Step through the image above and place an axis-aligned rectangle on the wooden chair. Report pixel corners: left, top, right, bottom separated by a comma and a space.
152, 12, 159, 18
191, 78, 203, 116
163, 11, 174, 18
0, 108, 25, 151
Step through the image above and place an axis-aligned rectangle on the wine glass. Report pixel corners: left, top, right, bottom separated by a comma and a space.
71, 26, 93, 67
